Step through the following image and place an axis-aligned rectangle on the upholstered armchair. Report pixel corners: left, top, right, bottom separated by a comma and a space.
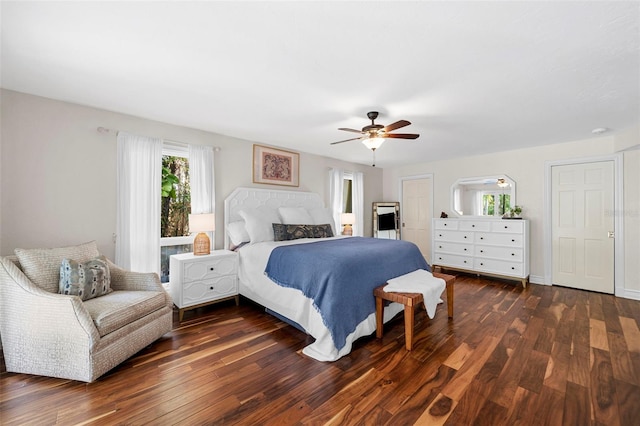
0, 241, 173, 382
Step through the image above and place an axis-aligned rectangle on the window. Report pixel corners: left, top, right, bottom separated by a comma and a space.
481, 192, 510, 216
160, 144, 192, 283
343, 174, 353, 214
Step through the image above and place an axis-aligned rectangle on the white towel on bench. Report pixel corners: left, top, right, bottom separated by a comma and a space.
384, 269, 446, 319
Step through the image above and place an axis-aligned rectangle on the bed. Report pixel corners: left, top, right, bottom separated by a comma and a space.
224, 187, 434, 361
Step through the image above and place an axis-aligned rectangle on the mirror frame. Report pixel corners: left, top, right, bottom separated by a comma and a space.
451, 175, 516, 217
372, 202, 400, 239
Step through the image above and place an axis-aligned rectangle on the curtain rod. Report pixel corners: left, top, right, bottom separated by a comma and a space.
97, 127, 221, 151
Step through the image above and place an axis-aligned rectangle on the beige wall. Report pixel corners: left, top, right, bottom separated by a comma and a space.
0, 90, 382, 258
383, 131, 640, 297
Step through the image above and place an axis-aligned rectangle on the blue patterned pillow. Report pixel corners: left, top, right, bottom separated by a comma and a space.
59, 256, 112, 301
272, 224, 334, 241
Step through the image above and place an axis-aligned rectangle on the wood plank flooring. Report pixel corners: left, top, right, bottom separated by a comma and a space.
2, 274, 640, 425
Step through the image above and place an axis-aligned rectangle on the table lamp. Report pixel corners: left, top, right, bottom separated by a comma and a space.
341, 213, 355, 236
189, 213, 215, 255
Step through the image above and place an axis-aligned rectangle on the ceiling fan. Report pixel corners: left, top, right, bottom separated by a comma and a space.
330, 111, 419, 166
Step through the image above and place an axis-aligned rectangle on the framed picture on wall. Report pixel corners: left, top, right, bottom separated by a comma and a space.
253, 144, 300, 187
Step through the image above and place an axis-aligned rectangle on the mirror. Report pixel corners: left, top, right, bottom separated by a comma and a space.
373, 202, 400, 239
451, 175, 516, 217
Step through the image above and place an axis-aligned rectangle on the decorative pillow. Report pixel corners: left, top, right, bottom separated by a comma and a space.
239, 208, 281, 244
278, 207, 314, 225
273, 224, 334, 241
59, 256, 112, 301
308, 207, 337, 235
227, 220, 251, 246
15, 241, 100, 293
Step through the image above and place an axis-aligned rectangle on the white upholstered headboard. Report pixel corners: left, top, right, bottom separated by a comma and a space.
223, 187, 325, 249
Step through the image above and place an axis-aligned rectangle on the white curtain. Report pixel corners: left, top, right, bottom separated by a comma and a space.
352, 171, 364, 236
189, 144, 216, 248
329, 168, 344, 234
116, 132, 162, 273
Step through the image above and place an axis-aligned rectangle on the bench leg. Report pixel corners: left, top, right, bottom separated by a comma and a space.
375, 296, 383, 339
446, 280, 454, 318
404, 305, 415, 351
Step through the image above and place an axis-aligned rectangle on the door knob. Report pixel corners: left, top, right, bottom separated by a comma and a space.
608, 231, 615, 238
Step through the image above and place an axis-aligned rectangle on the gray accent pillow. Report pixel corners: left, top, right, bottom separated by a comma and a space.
272, 224, 334, 241
59, 255, 112, 301
15, 241, 100, 293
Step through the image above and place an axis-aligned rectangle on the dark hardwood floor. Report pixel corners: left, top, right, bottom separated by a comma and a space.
2, 274, 640, 425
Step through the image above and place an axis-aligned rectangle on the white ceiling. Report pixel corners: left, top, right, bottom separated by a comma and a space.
2, 1, 639, 168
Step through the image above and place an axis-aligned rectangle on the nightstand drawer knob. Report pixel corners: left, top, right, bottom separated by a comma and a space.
210, 267, 215, 271
210, 286, 214, 290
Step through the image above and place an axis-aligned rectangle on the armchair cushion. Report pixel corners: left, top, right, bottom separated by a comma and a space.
15, 241, 100, 293
83, 290, 168, 337
59, 256, 112, 301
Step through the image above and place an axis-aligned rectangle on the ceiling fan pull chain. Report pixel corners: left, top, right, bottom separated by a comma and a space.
372, 150, 376, 167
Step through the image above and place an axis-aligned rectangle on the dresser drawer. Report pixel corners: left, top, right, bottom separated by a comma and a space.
475, 232, 524, 247
434, 230, 474, 243
433, 253, 473, 269
434, 241, 473, 256
434, 219, 459, 230
474, 258, 525, 277
491, 221, 524, 234
475, 245, 523, 262
183, 255, 238, 283
459, 221, 491, 232
181, 275, 238, 305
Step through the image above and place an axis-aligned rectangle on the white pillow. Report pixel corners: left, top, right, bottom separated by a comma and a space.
239, 208, 281, 244
278, 207, 314, 225
308, 207, 337, 235
227, 221, 250, 246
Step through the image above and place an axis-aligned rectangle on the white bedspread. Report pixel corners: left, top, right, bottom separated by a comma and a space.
237, 237, 404, 361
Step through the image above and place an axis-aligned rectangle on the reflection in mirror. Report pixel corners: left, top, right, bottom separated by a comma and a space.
373, 202, 400, 239
451, 175, 516, 217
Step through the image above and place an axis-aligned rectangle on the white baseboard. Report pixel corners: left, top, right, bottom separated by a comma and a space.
529, 275, 547, 285
616, 287, 640, 301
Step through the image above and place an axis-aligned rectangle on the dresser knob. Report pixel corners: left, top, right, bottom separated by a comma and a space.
512, 239, 515, 242
464, 248, 467, 251
444, 223, 447, 226
210, 267, 215, 271
464, 260, 467, 264
505, 226, 508, 229
480, 250, 484, 253
439, 245, 442, 249
210, 286, 214, 290
480, 237, 484, 240
472, 224, 475, 227
512, 253, 515, 256
439, 257, 442, 260
480, 263, 483, 266
511, 267, 515, 270
464, 236, 467, 239
439, 234, 442, 237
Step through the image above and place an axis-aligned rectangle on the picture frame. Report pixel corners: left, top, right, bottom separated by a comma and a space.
253, 144, 300, 187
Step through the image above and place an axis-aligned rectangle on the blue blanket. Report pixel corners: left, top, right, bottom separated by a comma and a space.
264, 237, 430, 351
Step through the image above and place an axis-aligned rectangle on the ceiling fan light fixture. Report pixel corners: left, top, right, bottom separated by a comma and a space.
362, 137, 385, 150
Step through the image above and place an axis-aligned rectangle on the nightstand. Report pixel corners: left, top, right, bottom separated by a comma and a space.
169, 250, 239, 321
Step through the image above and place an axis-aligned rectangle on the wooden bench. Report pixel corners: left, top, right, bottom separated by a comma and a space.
374, 272, 455, 351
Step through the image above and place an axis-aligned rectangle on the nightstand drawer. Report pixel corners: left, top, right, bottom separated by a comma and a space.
182, 275, 238, 306
183, 255, 238, 282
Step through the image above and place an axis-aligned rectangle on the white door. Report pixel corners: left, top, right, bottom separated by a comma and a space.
402, 178, 432, 262
552, 161, 615, 293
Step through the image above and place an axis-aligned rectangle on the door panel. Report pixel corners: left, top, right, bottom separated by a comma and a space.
552, 161, 614, 293
402, 178, 432, 262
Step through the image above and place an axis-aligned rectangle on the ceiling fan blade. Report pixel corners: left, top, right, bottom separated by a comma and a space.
383, 120, 411, 132
330, 136, 363, 145
385, 133, 420, 139
338, 127, 364, 134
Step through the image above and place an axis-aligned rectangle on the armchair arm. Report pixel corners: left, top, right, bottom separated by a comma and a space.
0, 257, 102, 379
107, 259, 165, 292
106, 259, 173, 308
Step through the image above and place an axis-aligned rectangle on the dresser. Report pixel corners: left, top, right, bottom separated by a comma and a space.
169, 250, 239, 321
431, 218, 530, 287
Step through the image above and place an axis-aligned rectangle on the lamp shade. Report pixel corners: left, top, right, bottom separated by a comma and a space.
341, 213, 356, 225
361, 137, 385, 150
189, 213, 215, 233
